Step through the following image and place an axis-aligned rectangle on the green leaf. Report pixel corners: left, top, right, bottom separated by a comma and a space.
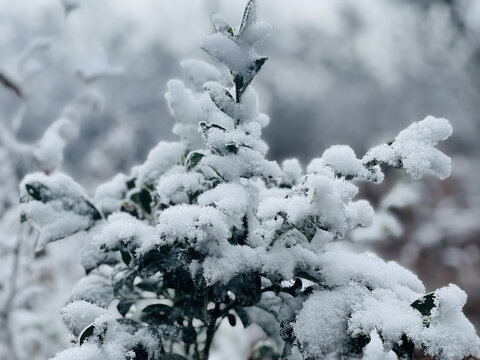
140, 303, 174, 326
121, 250, 132, 266
411, 292, 436, 317
226, 143, 238, 154
392, 334, 414, 360
79, 324, 95, 345
233, 57, 267, 102
117, 299, 133, 317
130, 187, 152, 214
185, 151, 205, 171
237, 0, 256, 39
199, 121, 227, 134
136, 278, 161, 292
25, 182, 49, 202
204, 82, 238, 119
346, 334, 370, 356
126, 177, 136, 190
234, 306, 251, 328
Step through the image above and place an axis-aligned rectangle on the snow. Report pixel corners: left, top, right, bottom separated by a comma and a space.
132, 141, 185, 187
16, 2, 477, 360
157, 167, 207, 205
348, 284, 480, 360
180, 59, 223, 90
364, 116, 452, 180
202, 32, 253, 74
321, 145, 366, 178
319, 250, 425, 294
94, 173, 129, 215
62, 300, 108, 337
50, 343, 104, 360
418, 284, 480, 359
34, 117, 78, 173
96, 212, 157, 253
294, 285, 368, 357
197, 183, 249, 229
69, 274, 114, 308
140, 204, 231, 256
165, 79, 211, 150
362, 330, 397, 360
281, 158, 302, 186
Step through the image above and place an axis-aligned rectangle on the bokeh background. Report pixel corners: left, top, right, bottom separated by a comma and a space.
1, 0, 479, 359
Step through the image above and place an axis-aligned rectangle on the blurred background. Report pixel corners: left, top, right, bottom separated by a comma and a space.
1, 0, 479, 359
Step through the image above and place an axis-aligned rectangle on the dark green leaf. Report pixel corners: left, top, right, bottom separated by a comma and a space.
117, 299, 133, 316
411, 293, 436, 317
254, 57, 267, 73
185, 152, 205, 171
25, 182, 49, 202
126, 178, 136, 190
233, 57, 267, 102
237, 0, 256, 39
392, 334, 415, 360
235, 306, 251, 328
226, 143, 238, 154
136, 278, 161, 292
140, 304, 174, 326
79, 324, 95, 345
346, 334, 370, 356
131, 188, 152, 214
121, 250, 132, 266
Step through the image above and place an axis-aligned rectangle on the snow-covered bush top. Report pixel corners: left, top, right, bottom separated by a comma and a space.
20, 1, 479, 359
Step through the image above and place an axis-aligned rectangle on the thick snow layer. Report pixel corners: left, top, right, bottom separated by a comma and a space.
294, 285, 368, 357
165, 79, 211, 150
97, 212, 157, 253
156, 166, 207, 205
62, 300, 108, 337
350, 284, 480, 360
132, 141, 185, 187
140, 204, 231, 256
364, 116, 452, 180
281, 158, 303, 186
319, 250, 425, 294
197, 183, 249, 229
322, 145, 366, 177
180, 58, 222, 90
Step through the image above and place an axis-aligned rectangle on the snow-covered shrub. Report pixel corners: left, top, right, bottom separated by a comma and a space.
19, 1, 480, 359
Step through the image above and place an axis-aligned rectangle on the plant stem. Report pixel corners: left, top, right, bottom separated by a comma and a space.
201, 303, 220, 360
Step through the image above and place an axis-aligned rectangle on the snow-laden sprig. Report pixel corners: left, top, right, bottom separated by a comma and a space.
202, 0, 271, 102
364, 116, 452, 180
